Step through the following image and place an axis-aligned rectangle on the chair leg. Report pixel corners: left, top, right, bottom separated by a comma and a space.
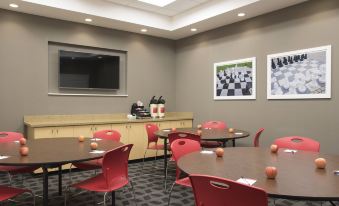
103, 192, 108, 206
68, 164, 73, 185
129, 180, 137, 206
141, 149, 148, 172
167, 182, 176, 206
7, 172, 13, 185
64, 186, 70, 206
153, 149, 158, 167
29, 191, 36, 206
155, 149, 158, 161
164, 164, 169, 190
329, 201, 336, 206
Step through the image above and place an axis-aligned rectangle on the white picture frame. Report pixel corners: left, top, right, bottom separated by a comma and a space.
214, 57, 256, 100
267, 45, 331, 99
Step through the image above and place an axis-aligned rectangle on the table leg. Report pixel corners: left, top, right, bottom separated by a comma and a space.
58, 165, 62, 196
164, 138, 168, 176
111, 191, 115, 206
42, 166, 49, 206
232, 139, 236, 147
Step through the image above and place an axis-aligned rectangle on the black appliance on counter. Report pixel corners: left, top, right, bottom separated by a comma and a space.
130, 103, 151, 119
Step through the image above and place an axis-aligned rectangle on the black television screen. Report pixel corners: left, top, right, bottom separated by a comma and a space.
59, 50, 120, 90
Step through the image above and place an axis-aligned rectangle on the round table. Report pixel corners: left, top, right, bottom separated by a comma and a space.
0, 138, 123, 206
154, 128, 250, 176
178, 147, 339, 202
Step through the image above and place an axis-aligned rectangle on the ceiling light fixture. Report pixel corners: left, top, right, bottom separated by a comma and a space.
9, 3, 19, 8
238, 13, 246, 17
138, 0, 176, 7
141, 28, 148, 33
85, 18, 92, 22
191, 28, 197, 32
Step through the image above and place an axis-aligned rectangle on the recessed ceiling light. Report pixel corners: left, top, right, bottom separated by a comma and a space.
191, 28, 197, 32
85, 18, 92, 22
9, 3, 19, 8
138, 0, 176, 7
238, 13, 246, 17
141, 28, 148, 33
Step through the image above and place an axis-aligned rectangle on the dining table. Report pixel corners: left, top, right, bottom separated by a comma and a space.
177, 147, 339, 204
0, 137, 123, 206
154, 127, 250, 176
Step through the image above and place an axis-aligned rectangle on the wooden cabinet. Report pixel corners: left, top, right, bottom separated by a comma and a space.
127, 123, 148, 160
25, 113, 193, 160
111, 124, 129, 144
32, 126, 74, 139
165, 120, 193, 129
73, 124, 112, 138
155, 121, 173, 130
111, 123, 161, 160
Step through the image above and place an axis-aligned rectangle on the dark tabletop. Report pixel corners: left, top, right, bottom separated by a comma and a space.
154, 128, 250, 141
0, 138, 123, 166
177, 147, 339, 201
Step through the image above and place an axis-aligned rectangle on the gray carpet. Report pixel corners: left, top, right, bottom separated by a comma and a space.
0, 160, 335, 206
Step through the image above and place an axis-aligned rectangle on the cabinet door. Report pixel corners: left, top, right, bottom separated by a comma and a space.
170, 121, 183, 129
128, 123, 148, 160
157, 121, 173, 130
111, 124, 129, 144
33, 127, 54, 139
73, 125, 93, 138
181, 120, 193, 128
92, 124, 112, 133
54, 126, 74, 138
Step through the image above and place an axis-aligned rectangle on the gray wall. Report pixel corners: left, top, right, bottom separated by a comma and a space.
175, 0, 339, 154
1, 0, 338, 154
0, 9, 176, 132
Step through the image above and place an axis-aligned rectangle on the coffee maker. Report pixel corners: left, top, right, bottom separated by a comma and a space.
130, 101, 151, 119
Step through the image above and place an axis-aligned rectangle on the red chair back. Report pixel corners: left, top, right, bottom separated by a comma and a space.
189, 175, 268, 206
0, 132, 24, 143
253, 128, 265, 147
102, 144, 133, 190
202, 121, 227, 129
168, 132, 201, 146
145, 123, 159, 144
273, 136, 320, 152
171, 138, 201, 180
93, 130, 121, 142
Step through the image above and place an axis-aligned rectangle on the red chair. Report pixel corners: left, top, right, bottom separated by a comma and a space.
273, 136, 320, 152
142, 124, 166, 169
253, 128, 265, 147
167, 138, 201, 206
0, 132, 23, 143
189, 174, 268, 206
0, 132, 39, 184
201, 121, 227, 129
72, 130, 121, 171
200, 121, 227, 148
168, 132, 201, 146
65, 144, 135, 206
0, 185, 35, 205
166, 132, 201, 184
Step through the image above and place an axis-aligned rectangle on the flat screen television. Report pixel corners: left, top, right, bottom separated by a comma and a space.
59, 50, 120, 90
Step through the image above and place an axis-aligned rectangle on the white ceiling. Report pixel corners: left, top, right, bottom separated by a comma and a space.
0, 0, 308, 40
106, 0, 210, 16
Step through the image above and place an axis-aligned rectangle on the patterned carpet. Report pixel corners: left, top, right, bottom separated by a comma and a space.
0, 160, 335, 206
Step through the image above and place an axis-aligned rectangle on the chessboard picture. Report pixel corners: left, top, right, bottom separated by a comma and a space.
214, 57, 256, 100
267, 45, 331, 99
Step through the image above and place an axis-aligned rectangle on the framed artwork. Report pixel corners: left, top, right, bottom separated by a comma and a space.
214, 57, 256, 100
267, 45, 331, 99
